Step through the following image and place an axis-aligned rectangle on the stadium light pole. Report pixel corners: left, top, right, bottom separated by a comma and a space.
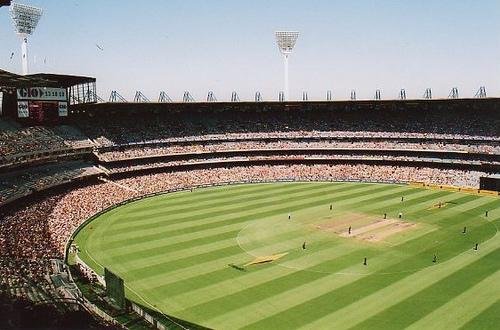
275, 31, 299, 101
10, 2, 43, 75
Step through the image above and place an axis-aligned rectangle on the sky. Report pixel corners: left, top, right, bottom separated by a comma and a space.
1, 0, 499, 101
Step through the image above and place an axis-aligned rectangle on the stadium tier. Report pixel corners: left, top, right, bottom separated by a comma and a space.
1, 103, 500, 205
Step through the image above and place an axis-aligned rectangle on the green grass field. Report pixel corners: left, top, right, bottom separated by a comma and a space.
74, 182, 500, 329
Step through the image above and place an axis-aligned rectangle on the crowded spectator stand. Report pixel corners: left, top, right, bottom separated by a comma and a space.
1, 78, 499, 326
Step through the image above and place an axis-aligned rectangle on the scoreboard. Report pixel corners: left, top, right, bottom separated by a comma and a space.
480, 175, 500, 192
0, 69, 96, 123
104, 268, 126, 309
15, 87, 68, 121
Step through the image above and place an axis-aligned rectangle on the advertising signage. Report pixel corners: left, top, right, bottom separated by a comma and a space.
17, 87, 67, 101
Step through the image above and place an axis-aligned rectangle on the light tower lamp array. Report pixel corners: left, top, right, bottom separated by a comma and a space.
275, 31, 299, 101
10, 2, 43, 75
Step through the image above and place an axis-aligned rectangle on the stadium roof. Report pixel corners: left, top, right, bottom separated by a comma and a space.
0, 69, 95, 89
27, 73, 96, 87
0, 69, 52, 89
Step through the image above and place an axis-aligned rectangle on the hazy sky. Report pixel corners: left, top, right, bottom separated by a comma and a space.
1, 0, 499, 101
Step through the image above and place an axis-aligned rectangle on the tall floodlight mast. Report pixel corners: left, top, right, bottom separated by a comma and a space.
275, 31, 299, 101
10, 2, 43, 75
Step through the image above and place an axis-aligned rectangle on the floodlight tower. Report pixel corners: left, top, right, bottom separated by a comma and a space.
10, 2, 43, 75
275, 31, 299, 101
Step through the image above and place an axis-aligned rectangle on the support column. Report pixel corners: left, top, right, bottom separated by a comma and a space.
284, 54, 289, 101
21, 36, 29, 75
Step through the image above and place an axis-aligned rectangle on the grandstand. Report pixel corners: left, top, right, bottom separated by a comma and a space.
1, 80, 499, 205
1, 63, 499, 327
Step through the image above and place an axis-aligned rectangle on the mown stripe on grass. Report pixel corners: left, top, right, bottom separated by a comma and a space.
105, 182, 342, 236
100, 184, 401, 251
208, 235, 491, 327
98, 183, 411, 273
113, 182, 372, 234
237, 204, 499, 329
116, 236, 238, 270
296, 232, 500, 329
101, 228, 242, 261
100, 183, 368, 245
370, 190, 454, 215
116, 182, 334, 223
349, 245, 500, 329
405, 270, 500, 330
460, 298, 500, 330
181, 248, 382, 315
74, 183, 500, 330
240, 245, 497, 330
150, 242, 364, 312
113, 215, 311, 269
121, 222, 318, 279
99, 187, 490, 284
123, 182, 301, 214
127, 226, 360, 285
110, 184, 326, 232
